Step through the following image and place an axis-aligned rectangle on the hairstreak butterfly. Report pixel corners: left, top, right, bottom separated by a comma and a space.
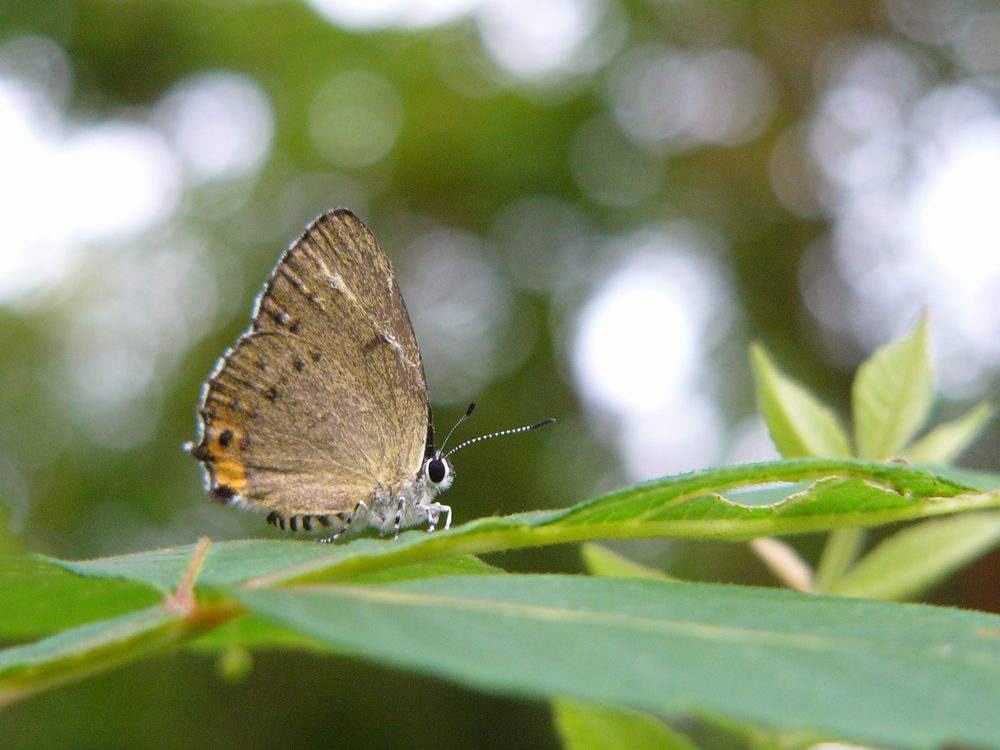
188, 208, 553, 541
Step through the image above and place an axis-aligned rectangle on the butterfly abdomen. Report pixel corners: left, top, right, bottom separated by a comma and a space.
265, 511, 346, 532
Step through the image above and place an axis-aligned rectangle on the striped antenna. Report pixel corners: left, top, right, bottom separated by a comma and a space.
445, 417, 556, 458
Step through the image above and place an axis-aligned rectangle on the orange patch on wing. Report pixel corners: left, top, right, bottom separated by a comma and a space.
203, 423, 248, 492
213, 457, 248, 491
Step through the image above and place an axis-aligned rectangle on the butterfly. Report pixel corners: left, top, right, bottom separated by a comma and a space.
188, 209, 552, 541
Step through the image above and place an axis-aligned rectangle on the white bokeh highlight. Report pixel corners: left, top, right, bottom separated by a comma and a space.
574, 257, 700, 414
0, 37, 277, 453
0, 38, 180, 307
799, 34, 1000, 397
401, 227, 518, 404
305, 0, 477, 30
156, 71, 273, 183
570, 227, 734, 479
305, 0, 625, 84
608, 45, 776, 152
476, 0, 616, 81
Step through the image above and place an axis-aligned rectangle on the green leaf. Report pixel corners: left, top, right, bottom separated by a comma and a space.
234, 575, 1000, 749
931, 465, 1000, 491
41, 538, 356, 592
346, 555, 504, 584
5, 460, 991, 709
903, 400, 995, 464
187, 556, 504, 653
0, 555, 161, 641
552, 697, 698, 750
579, 544, 673, 580
749, 344, 851, 458
830, 512, 1000, 600
0, 606, 181, 706
813, 528, 865, 593
44, 460, 991, 591
852, 316, 933, 460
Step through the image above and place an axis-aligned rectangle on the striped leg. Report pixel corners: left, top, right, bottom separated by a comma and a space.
393, 497, 405, 540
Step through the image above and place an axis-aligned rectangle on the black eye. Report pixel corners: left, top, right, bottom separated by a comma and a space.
427, 458, 447, 484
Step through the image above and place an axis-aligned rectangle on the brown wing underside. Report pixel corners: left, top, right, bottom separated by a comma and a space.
192, 209, 430, 514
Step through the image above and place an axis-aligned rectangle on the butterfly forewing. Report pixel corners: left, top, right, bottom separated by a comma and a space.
192, 209, 430, 516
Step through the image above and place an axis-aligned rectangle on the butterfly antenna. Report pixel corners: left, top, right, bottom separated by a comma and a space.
438, 402, 477, 453
446, 417, 556, 459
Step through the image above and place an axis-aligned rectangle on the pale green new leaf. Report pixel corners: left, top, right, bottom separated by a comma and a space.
853, 316, 933, 460
579, 543, 673, 580
552, 697, 698, 750
903, 400, 995, 464
750, 344, 850, 458
830, 512, 1000, 600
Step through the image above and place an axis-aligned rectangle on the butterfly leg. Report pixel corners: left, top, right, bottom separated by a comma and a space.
393, 497, 405, 540
319, 500, 369, 543
424, 502, 452, 533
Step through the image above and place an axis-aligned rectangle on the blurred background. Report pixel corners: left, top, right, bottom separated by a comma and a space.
2, 0, 1000, 747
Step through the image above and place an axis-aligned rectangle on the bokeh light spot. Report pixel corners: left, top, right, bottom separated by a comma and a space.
308, 70, 404, 168
802, 42, 1000, 396
571, 231, 731, 416
476, 0, 612, 81
569, 226, 736, 478
400, 227, 518, 403
305, 0, 477, 30
0, 37, 180, 307
608, 45, 775, 152
156, 71, 274, 183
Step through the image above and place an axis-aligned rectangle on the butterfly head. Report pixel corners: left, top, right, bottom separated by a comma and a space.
422, 451, 455, 494
420, 402, 555, 499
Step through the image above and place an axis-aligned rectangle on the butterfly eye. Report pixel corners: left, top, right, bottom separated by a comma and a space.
427, 457, 448, 484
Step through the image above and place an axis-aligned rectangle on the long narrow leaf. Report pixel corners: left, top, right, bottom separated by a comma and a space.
235, 575, 1000, 749
579, 543, 673, 580
830, 512, 1000, 600
43, 459, 991, 590
903, 400, 995, 464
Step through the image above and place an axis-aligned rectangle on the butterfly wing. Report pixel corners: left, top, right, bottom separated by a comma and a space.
191, 209, 430, 516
